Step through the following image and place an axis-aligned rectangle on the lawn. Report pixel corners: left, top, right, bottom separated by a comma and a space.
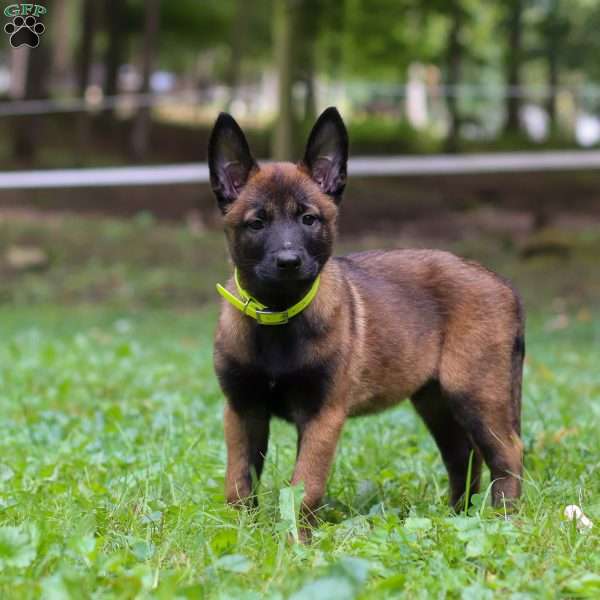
0, 214, 599, 598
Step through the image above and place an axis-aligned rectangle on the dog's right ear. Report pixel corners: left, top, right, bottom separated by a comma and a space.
208, 113, 258, 213
302, 107, 348, 203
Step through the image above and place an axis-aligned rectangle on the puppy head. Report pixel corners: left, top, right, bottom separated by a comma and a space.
208, 108, 348, 297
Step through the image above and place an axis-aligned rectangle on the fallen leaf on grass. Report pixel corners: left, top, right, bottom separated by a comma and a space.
564, 505, 594, 531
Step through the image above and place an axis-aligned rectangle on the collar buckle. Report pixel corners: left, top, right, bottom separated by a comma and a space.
255, 309, 289, 325
241, 297, 252, 315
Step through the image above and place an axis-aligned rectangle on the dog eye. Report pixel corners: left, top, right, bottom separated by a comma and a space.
247, 219, 264, 231
302, 214, 317, 226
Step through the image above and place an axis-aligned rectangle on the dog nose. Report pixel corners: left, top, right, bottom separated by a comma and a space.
276, 250, 302, 270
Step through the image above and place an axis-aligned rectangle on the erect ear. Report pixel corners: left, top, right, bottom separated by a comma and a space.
302, 107, 348, 203
208, 113, 258, 213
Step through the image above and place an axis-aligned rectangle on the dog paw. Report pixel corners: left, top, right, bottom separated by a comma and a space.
4, 15, 45, 48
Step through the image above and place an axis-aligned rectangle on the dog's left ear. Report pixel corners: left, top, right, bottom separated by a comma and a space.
302, 107, 348, 203
208, 113, 258, 213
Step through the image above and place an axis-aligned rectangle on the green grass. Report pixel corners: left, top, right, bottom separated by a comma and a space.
0, 214, 599, 597
0, 306, 599, 599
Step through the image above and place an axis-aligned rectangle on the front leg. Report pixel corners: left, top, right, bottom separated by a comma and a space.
224, 402, 270, 506
292, 407, 346, 529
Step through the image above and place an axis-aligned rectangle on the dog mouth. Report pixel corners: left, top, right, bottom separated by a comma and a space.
254, 263, 318, 285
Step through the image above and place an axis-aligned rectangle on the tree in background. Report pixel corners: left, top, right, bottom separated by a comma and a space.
341, 0, 442, 97
77, 0, 97, 97
272, 0, 298, 160
51, 0, 72, 87
12, 0, 54, 161
415, 0, 474, 152
6, 0, 600, 167
104, 0, 126, 104
503, 0, 524, 134
158, 0, 237, 80
12, 47, 51, 161
225, 0, 247, 110
295, 0, 322, 128
443, 0, 468, 152
537, 0, 570, 132
131, 0, 161, 160
339, 0, 482, 152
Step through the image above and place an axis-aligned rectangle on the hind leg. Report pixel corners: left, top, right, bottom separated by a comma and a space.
439, 288, 524, 507
441, 361, 523, 506
446, 391, 522, 507
412, 381, 483, 509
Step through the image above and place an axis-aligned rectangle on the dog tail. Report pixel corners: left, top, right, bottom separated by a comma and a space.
511, 293, 525, 436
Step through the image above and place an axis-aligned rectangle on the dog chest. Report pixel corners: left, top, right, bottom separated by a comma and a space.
216, 350, 335, 424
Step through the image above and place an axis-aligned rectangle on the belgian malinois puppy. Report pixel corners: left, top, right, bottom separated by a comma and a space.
209, 108, 525, 533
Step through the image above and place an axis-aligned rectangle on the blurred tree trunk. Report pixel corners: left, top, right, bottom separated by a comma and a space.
542, 1, 568, 133
272, 0, 297, 160
131, 0, 161, 160
297, 0, 319, 127
444, 2, 463, 153
78, 0, 96, 96
13, 47, 51, 162
76, 0, 98, 166
546, 48, 559, 130
104, 0, 125, 107
303, 65, 317, 126
226, 0, 247, 110
9, 48, 28, 99
504, 0, 523, 135
51, 0, 71, 87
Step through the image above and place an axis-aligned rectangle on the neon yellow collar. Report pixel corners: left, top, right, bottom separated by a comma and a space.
216, 269, 320, 325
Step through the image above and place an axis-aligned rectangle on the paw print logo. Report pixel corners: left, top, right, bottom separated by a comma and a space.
4, 15, 45, 48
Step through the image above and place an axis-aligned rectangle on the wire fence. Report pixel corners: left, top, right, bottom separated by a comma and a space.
2, 84, 600, 117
